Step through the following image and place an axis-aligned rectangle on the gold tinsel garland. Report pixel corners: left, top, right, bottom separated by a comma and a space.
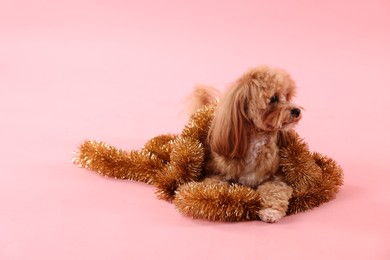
73, 104, 343, 221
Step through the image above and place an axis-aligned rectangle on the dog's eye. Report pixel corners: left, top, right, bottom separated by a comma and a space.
270, 95, 279, 104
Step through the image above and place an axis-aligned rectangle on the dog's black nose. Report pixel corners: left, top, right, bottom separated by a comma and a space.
291, 108, 301, 118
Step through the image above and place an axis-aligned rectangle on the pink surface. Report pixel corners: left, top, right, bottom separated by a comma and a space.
1, 0, 389, 259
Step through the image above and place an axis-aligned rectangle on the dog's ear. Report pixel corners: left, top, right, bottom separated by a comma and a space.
208, 83, 251, 159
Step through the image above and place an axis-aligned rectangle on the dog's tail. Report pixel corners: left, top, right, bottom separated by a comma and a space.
185, 85, 220, 115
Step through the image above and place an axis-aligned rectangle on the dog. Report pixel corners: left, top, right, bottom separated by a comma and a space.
192, 65, 302, 222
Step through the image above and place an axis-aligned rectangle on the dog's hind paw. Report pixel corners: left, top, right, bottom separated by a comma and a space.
258, 208, 284, 223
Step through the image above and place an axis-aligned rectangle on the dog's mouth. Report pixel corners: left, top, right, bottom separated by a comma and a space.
263, 120, 299, 132
281, 120, 299, 129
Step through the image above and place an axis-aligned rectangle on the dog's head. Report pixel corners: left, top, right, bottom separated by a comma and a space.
208, 65, 302, 159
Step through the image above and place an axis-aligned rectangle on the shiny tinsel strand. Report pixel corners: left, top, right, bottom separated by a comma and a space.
174, 182, 261, 221
143, 134, 177, 163
154, 137, 205, 201
73, 140, 164, 184
278, 132, 344, 215
181, 103, 216, 143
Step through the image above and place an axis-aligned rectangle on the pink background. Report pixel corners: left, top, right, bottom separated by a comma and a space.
1, 0, 389, 259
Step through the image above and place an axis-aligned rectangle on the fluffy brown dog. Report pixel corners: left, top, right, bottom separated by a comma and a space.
196, 66, 302, 222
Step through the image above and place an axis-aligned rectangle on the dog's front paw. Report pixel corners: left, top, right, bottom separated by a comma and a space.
258, 208, 284, 223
